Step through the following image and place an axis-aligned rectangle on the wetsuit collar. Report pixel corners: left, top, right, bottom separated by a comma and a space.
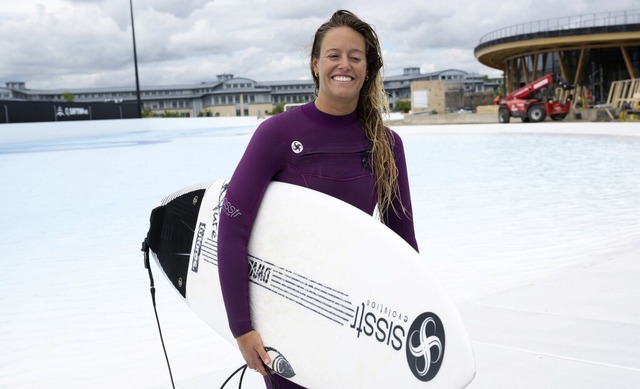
301, 101, 359, 127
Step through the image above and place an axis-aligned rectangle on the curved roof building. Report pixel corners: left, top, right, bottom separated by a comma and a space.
474, 10, 640, 104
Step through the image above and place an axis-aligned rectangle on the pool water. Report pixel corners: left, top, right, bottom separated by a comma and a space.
1, 122, 639, 388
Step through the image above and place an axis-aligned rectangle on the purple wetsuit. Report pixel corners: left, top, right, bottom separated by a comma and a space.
217, 102, 418, 388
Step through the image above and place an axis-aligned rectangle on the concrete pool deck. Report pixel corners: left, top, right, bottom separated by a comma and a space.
460, 245, 640, 388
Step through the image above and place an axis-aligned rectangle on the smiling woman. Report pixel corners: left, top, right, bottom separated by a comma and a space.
311, 26, 367, 115
216, 9, 420, 389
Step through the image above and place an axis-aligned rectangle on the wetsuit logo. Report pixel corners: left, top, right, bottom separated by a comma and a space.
405, 312, 445, 381
222, 198, 242, 218
291, 140, 303, 154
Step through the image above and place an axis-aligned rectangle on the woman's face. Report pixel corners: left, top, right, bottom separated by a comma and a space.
312, 26, 367, 115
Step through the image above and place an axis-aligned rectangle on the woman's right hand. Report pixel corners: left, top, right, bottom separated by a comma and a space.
236, 330, 272, 376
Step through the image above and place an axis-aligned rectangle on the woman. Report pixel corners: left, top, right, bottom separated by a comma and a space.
217, 10, 419, 388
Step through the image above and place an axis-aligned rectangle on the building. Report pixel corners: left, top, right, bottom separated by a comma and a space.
474, 9, 640, 105
384, 68, 501, 113
2, 68, 500, 119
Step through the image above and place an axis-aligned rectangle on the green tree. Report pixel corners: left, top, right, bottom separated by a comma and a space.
395, 99, 411, 113
62, 92, 74, 102
269, 103, 285, 115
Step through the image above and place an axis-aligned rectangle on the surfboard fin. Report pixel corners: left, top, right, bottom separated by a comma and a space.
142, 188, 205, 298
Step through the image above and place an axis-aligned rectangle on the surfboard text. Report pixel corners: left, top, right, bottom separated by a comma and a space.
248, 258, 272, 285
210, 209, 219, 241
191, 222, 206, 272
349, 302, 405, 351
366, 299, 409, 323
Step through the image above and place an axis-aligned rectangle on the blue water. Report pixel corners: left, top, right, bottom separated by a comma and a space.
404, 132, 640, 295
1, 122, 639, 388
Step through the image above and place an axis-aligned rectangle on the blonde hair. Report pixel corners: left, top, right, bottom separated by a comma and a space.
310, 10, 399, 219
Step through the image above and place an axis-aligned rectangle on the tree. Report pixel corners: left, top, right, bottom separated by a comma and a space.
395, 99, 411, 113
62, 92, 74, 102
268, 103, 285, 115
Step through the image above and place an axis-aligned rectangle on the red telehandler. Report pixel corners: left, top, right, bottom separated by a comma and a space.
494, 74, 573, 123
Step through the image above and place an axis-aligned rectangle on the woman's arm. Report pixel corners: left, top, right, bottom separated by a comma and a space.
383, 131, 419, 252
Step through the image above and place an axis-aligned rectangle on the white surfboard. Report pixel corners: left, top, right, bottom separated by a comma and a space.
144, 179, 475, 388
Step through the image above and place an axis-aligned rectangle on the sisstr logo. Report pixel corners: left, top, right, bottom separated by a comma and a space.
349, 300, 408, 351
406, 312, 445, 381
349, 301, 445, 382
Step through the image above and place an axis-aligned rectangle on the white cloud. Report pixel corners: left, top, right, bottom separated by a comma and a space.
0, 0, 633, 89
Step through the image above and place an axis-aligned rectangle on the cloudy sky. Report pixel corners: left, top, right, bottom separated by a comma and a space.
1, 0, 638, 90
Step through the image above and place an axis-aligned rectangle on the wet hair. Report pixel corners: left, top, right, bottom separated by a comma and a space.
310, 10, 401, 220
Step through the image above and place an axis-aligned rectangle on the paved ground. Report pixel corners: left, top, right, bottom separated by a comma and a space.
386, 107, 623, 126
461, 247, 640, 388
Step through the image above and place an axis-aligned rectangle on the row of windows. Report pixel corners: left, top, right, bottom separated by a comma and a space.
145, 100, 192, 110
273, 84, 313, 91
141, 93, 317, 107
272, 94, 315, 104
143, 90, 192, 96
77, 92, 135, 99
142, 93, 280, 108
225, 83, 253, 89
208, 94, 268, 105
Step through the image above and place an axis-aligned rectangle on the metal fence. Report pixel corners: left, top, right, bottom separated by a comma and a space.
478, 10, 640, 45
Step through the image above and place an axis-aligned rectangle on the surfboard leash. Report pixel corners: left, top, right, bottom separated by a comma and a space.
220, 362, 277, 389
142, 238, 275, 389
142, 238, 177, 389
142, 201, 276, 389
219, 364, 247, 388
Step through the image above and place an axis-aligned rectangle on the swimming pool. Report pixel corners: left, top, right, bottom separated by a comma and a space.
1, 120, 639, 388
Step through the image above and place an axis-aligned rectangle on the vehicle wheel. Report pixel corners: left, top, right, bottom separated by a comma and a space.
528, 105, 547, 122
498, 107, 510, 123
550, 114, 566, 121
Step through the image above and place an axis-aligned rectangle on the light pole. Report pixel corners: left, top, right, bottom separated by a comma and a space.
129, 0, 142, 118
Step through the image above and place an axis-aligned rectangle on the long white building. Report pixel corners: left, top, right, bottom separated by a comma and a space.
1, 68, 500, 117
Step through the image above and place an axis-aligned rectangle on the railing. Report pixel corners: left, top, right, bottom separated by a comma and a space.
478, 10, 640, 45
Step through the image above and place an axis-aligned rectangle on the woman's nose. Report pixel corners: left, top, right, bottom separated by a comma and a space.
337, 55, 350, 70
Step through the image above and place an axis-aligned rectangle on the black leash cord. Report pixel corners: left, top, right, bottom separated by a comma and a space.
142, 240, 176, 389
219, 364, 247, 388
219, 363, 277, 389
143, 239, 277, 389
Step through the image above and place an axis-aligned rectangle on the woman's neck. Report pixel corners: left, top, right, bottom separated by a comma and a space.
314, 96, 357, 116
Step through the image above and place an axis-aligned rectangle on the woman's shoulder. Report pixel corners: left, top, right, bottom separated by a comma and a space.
255, 105, 308, 136
385, 127, 405, 147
